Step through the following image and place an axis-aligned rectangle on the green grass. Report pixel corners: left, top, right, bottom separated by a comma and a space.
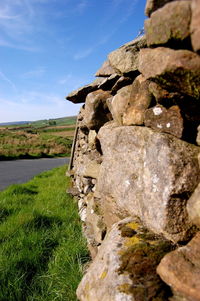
0, 166, 89, 301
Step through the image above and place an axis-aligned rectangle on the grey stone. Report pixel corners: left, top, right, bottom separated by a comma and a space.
138, 47, 200, 99
97, 74, 120, 91
111, 76, 133, 95
108, 36, 146, 75
145, 1, 191, 46
96, 123, 200, 242
197, 125, 200, 146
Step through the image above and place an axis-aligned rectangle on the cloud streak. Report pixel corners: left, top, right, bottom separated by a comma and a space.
0, 71, 16, 91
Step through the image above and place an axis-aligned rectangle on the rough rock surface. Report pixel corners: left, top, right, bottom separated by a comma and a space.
190, 0, 200, 53
187, 182, 200, 228
77, 217, 173, 301
149, 81, 183, 105
108, 36, 146, 75
197, 125, 200, 146
110, 76, 152, 126
110, 85, 132, 125
145, 1, 191, 46
97, 123, 200, 241
83, 89, 112, 129
144, 104, 184, 138
95, 60, 116, 77
145, 0, 176, 16
138, 47, 200, 99
97, 74, 120, 91
157, 232, 200, 301
122, 75, 152, 126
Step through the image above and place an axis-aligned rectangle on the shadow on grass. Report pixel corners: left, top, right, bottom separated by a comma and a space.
0, 207, 14, 223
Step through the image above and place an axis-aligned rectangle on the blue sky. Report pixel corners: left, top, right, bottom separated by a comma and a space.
0, 0, 146, 122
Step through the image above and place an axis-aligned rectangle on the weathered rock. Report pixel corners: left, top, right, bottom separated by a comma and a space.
84, 193, 107, 258
144, 105, 184, 138
88, 130, 97, 149
122, 75, 152, 125
95, 60, 116, 77
145, 1, 191, 46
138, 47, 200, 99
145, 0, 176, 16
111, 76, 133, 95
110, 84, 132, 125
108, 36, 146, 75
190, 0, 200, 53
157, 232, 200, 301
83, 89, 112, 129
77, 217, 173, 301
149, 81, 183, 105
97, 74, 120, 91
66, 78, 104, 103
187, 182, 200, 228
97, 123, 200, 241
110, 76, 152, 126
197, 125, 200, 146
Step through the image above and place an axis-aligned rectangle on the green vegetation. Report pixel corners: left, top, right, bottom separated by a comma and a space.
0, 116, 76, 160
0, 165, 89, 301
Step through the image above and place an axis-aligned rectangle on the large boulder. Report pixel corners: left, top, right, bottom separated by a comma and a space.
138, 47, 200, 99
190, 0, 200, 53
157, 232, 200, 301
108, 36, 146, 75
96, 123, 200, 241
77, 217, 173, 301
145, 1, 191, 46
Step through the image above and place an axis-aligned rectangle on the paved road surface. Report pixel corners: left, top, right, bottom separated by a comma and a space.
0, 157, 70, 191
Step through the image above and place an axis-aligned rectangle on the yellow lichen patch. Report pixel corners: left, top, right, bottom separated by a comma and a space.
126, 222, 139, 231
100, 268, 108, 280
118, 283, 131, 295
125, 235, 141, 247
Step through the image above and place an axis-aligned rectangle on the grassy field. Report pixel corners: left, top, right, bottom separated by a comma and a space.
0, 166, 89, 301
0, 116, 76, 160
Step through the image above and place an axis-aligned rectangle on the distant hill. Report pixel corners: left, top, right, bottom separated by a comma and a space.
0, 116, 77, 128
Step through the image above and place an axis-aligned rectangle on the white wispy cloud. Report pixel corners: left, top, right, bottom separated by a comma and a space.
0, 71, 16, 91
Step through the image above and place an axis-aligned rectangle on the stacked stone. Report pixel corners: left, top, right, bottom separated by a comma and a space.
66, 0, 200, 300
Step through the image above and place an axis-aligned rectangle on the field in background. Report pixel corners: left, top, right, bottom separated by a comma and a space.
0, 165, 89, 301
0, 116, 76, 160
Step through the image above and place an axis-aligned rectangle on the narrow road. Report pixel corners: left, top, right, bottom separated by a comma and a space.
0, 157, 70, 191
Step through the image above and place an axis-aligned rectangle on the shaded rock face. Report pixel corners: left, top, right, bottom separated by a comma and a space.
77, 218, 174, 301
83, 89, 112, 130
97, 123, 200, 241
139, 47, 200, 99
145, 1, 191, 47
145, 0, 176, 16
157, 232, 200, 301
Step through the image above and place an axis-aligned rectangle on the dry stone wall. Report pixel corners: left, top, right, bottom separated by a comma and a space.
66, 0, 200, 300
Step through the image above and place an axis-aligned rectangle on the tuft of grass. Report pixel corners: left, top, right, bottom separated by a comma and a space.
0, 166, 89, 301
